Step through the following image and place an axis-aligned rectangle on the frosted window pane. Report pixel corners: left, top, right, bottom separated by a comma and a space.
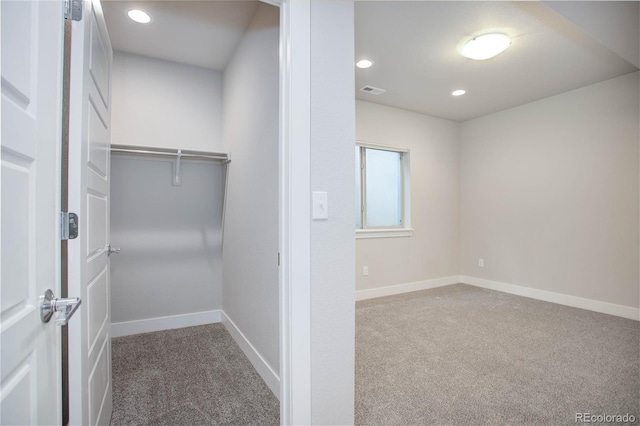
365, 148, 402, 227
355, 146, 362, 229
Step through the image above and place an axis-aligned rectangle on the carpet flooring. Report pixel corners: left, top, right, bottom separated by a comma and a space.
355, 284, 640, 425
110, 323, 279, 425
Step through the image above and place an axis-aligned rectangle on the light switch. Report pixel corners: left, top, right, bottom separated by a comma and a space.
312, 191, 328, 220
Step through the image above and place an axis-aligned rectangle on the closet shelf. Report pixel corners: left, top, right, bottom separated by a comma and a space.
111, 144, 229, 162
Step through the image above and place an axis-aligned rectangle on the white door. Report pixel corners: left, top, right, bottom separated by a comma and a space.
0, 0, 65, 425
67, 0, 113, 424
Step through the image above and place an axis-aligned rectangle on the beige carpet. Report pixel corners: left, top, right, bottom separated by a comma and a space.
110, 323, 279, 425
355, 284, 640, 425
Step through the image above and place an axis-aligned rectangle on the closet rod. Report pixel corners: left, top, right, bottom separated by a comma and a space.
110, 144, 229, 162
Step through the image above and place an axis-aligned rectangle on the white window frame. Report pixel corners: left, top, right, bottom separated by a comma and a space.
356, 140, 413, 239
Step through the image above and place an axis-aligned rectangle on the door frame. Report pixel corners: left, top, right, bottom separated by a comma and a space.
60, 0, 314, 422
265, 0, 313, 424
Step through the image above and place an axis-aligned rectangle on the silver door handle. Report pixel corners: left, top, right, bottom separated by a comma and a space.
40, 289, 81, 326
107, 244, 120, 256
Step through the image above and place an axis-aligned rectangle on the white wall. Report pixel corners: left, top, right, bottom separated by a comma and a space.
310, 2, 356, 423
221, 3, 280, 376
109, 50, 225, 331
110, 156, 224, 323
111, 51, 223, 152
355, 101, 460, 291
460, 71, 640, 308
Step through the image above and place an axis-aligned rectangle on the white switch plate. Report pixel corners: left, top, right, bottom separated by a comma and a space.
478, 258, 484, 268
312, 191, 328, 220
363, 266, 369, 276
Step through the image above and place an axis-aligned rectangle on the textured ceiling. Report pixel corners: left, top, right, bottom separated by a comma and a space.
355, 1, 638, 122
102, 1, 259, 71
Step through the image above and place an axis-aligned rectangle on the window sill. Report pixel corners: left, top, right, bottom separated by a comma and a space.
355, 228, 413, 239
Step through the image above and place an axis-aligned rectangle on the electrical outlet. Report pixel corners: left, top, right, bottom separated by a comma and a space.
363, 266, 369, 276
478, 258, 485, 268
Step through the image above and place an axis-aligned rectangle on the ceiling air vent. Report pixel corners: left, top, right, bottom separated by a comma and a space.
360, 85, 386, 95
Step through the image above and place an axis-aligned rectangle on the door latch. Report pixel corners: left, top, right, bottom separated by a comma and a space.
107, 245, 121, 256
40, 289, 81, 326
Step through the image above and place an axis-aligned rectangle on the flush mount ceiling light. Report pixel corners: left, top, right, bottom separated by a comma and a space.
128, 9, 151, 24
356, 59, 374, 69
451, 89, 466, 96
461, 33, 511, 60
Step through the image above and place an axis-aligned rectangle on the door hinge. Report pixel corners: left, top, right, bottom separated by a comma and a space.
60, 212, 79, 240
64, 0, 82, 21
277, 252, 281, 266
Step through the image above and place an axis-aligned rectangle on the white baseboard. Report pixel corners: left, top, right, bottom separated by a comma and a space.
221, 311, 280, 399
460, 275, 640, 321
355, 274, 639, 321
111, 310, 222, 338
356, 276, 460, 301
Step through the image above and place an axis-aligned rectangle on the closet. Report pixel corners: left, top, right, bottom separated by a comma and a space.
106, 42, 230, 334
103, 0, 281, 400
109, 146, 228, 332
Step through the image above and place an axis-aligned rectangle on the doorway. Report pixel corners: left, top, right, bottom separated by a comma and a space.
96, 1, 282, 423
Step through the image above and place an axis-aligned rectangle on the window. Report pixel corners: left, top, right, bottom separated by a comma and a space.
356, 142, 412, 238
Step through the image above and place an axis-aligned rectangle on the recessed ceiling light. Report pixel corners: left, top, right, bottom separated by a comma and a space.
461, 33, 511, 60
128, 9, 151, 24
356, 59, 374, 69
452, 89, 466, 97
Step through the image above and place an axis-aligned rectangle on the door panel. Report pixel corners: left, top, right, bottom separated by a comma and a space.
88, 269, 109, 351
88, 101, 109, 177
1, 2, 33, 100
88, 336, 110, 426
87, 194, 108, 256
89, 7, 110, 109
0, 0, 64, 424
68, 0, 113, 424
1, 366, 31, 426
1, 164, 30, 311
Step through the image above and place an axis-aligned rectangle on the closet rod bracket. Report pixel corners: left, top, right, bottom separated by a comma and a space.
173, 149, 182, 186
